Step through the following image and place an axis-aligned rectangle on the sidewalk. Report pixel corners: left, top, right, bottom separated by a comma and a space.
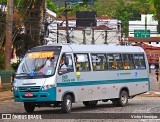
139, 91, 160, 97
0, 90, 13, 102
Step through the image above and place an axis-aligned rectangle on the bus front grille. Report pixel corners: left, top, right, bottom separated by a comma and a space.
19, 86, 41, 92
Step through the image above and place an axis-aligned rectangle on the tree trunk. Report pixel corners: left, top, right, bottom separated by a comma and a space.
24, 0, 45, 51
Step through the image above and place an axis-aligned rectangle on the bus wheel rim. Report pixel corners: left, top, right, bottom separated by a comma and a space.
121, 95, 127, 103
67, 99, 71, 110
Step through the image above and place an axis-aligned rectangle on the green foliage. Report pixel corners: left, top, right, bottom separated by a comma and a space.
47, 0, 59, 13
68, 3, 95, 16
152, 0, 160, 33
10, 62, 19, 70
0, 0, 6, 4
95, 0, 119, 17
95, 0, 156, 36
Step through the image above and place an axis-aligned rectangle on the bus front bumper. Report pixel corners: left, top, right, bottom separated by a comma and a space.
13, 87, 56, 102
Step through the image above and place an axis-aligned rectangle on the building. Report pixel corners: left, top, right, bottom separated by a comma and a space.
128, 14, 160, 66
132, 43, 160, 67
142, 44, 160, 66
47, 16, 122, 45
128, 14, 160, 47
52, 0, 93, 7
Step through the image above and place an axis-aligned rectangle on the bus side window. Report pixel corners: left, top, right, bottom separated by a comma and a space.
91, 54, 107, 71
138, 54, 146, 69
107, 54, 115, 69
66, 54, 74, 72
74, 54, 90, 71
128, 54, 135, 69
134, 54, 146, 69
113, 53, 122, 70
122, 54, 130, 70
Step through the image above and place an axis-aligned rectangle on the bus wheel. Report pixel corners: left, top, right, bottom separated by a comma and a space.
117, 90, 128, 107
24, 102, 35, 113
61, 94, 72, 113
83, 101, 98, 107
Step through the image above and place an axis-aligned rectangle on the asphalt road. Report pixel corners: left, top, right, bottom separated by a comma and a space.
0, 70, 159, 121
0, 97, 160, 121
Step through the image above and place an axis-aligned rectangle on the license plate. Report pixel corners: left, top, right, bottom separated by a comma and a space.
24, 93, 33, 97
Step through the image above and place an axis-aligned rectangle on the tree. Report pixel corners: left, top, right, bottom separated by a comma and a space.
152, 0, 160, 33
95, 0, 155, 36
47, 0, 59, 13
12, 0, 46, 58
0, 0, 58, 59
95, 0, 119, 17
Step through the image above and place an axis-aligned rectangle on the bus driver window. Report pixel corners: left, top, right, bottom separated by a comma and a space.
58, 54, 74, 74
58, 54, 68, 74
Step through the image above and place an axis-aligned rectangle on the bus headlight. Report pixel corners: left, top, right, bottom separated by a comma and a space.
42, 84, 54, 91
12, 86, 17, 91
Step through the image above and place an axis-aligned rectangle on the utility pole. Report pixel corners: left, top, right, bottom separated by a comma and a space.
104, 30, 108, 44
64, 1, 70, 43
57, 23, 59, 43
145, 14, 147, 30
91, 28, 95, 44
83, 29, 86, 44
5, 0, 13, 70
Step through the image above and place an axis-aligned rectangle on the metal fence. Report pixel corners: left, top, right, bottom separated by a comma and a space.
0, 70, 14, 83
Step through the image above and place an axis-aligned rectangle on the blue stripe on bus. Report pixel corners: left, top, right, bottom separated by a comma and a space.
57, 78, 149, 87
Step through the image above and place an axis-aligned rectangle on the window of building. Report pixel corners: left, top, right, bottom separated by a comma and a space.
74, 53, 91, 71
91, 54, 107, 71
155, 54, 158, 57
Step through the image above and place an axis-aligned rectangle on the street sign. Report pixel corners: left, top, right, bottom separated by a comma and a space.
134, 30, 150, 38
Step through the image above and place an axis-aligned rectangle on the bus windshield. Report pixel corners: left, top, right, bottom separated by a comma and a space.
16, 51, 59, 78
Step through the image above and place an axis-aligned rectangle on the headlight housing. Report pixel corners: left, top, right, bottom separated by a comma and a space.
12, 86, 17, 91
42, 84, 54, 91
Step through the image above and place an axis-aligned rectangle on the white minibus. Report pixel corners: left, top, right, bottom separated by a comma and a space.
12, 44, 149, 113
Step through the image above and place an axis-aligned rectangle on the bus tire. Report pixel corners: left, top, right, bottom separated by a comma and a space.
117, 90, 128, 107
24, 102, 35, 113
83, 101, 98, 107
61, 94, 72, 113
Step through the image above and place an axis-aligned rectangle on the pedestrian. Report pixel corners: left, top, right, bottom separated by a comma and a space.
155, 69, 159, 82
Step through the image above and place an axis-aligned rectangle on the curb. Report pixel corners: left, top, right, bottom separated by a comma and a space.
139, 91, 160, 97
0, 96, 13, 102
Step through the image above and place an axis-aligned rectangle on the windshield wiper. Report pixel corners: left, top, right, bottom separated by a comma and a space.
15, 73, 29, 76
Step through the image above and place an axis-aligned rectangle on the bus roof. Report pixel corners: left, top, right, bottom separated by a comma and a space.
30, 44, 145, 53
50, 44, 144, 53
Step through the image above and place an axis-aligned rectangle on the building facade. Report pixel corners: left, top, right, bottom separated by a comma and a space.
128, 14, 160, 66
47, 16, 122, 45
52, 0, 93, 7
128, 14, 160, 47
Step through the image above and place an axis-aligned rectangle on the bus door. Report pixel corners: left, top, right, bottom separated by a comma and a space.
56, 53, 76, 88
